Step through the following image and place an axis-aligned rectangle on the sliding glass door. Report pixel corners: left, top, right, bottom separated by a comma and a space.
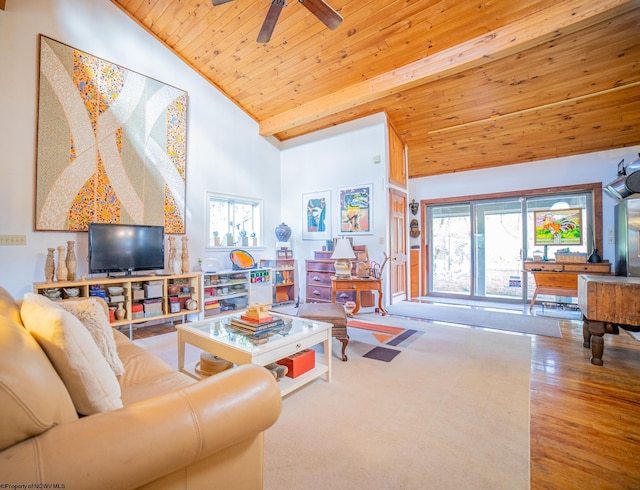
430, 204, 471, 295
474, 200, 524, 300
426, 191, 593, 303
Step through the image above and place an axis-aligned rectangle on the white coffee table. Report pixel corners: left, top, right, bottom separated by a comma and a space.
177, 311, 332, 396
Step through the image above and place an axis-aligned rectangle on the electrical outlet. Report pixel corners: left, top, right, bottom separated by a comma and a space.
0, 235, 27, 246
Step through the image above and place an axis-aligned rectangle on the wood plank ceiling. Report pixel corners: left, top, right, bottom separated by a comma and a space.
112, 0, 640, 178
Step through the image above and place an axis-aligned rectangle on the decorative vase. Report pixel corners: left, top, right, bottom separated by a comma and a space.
55, 246, 68, 282
588, 249, 602, 263
181, 236, 190, 273
45, 248, 55, 282
173, 249, 182, 277
66, 240, 77, 281
275, 222, 292, 242
167, 236, 176, 274
115, 303, 126, 321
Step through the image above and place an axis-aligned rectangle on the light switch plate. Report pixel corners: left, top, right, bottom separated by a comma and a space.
0, 235, 27, 246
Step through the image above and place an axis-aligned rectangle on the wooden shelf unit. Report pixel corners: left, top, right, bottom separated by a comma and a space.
201, 270, 251, 317
259, 258, 296, 306
33, 273, 201, 335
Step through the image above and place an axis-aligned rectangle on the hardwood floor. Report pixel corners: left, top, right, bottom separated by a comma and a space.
530, 318, 640, 489
129, 310, 640, 488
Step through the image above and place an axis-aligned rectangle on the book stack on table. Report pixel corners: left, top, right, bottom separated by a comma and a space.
229, 314, 285, 335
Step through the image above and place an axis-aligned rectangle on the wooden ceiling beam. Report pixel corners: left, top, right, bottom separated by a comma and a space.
259, 0, 639, 137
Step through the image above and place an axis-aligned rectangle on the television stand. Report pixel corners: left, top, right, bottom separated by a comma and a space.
33, 273, 201, 339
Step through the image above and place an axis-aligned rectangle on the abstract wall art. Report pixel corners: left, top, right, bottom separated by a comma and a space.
302, 190, 331, 240
35, 36, 188, 232
338, 184, 372, 235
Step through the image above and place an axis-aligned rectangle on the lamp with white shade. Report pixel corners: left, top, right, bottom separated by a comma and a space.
331, 238, 356, 278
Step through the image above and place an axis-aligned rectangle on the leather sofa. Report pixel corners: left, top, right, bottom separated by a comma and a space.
0, 286, 282, 489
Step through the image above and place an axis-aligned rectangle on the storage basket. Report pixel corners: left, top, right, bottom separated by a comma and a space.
555, 252, 588, 263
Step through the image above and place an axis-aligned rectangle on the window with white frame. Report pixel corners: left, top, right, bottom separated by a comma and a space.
206, 191, 263, 249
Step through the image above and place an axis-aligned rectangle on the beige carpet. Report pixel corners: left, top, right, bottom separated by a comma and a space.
135, 315, 531, 489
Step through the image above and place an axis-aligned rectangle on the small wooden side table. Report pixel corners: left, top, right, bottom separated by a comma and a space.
331, 276, 386, 315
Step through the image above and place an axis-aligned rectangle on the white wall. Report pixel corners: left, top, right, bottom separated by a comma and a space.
409, 145, 640, 269
280, 116, 389, 299
0, 0, 281, 298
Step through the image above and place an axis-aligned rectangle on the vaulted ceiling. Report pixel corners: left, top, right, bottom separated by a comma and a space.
112, 0, 640, 178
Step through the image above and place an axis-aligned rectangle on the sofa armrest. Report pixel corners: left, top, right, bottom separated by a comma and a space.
0, 364, 282, 490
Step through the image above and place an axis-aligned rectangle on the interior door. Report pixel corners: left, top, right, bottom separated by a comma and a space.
389, 189, 407, 304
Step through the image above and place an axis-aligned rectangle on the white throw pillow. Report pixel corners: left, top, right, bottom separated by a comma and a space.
59, 298, 125, 377
20, 293, 123, 415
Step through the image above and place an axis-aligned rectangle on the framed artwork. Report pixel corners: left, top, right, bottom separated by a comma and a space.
534, 208, 583, 246
338, 184, 372, 235
302, 191, 331, 240
35, 36, 188, 232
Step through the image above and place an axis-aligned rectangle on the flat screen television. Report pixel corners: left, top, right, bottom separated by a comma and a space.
88, 223, 165, 275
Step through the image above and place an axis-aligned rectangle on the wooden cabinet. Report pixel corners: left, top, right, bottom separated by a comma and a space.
34, 274, 200, 335
306, 258, 348, 303
259, 258, 296, 306
305, 250, 373, 306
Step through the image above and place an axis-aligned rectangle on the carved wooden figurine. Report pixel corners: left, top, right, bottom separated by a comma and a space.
181, 236, 189, 274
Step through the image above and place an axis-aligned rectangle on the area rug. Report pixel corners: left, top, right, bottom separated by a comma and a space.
136, 317, 531, 489
386, 300, 562, 338
347, 318, 421, 360
264, 314, 531, 489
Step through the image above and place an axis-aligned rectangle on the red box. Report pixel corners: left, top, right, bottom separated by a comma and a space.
277, 349, 315, 378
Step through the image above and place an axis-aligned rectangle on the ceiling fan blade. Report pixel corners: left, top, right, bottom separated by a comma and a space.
257, 1, 286, 44
298, 0, 343, 30
211, 0, 234, 6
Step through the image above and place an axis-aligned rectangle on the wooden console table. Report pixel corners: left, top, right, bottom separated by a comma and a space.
331, 277, 386, 315
523, 261, 611, 312
578, 275, 640, 365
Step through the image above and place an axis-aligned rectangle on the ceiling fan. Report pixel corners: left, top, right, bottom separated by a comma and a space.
212, 0, 343, 43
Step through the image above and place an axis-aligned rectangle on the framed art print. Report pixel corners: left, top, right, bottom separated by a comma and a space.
303, 191, 331, 240
35, 36, 188, 233
534, 208, 582, 246
338, 184, 372, 235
